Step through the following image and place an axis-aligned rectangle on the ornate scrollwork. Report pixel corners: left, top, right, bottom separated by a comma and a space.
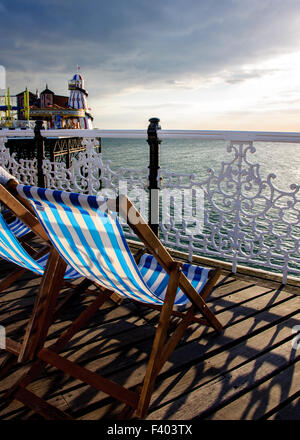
0, 134, 299, 281
160, 141, 300, 282
0, 139, 37, 185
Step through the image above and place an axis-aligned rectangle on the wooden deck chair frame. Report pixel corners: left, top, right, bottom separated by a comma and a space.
3, 192, 223, 420
0, 181, 89, 376
0, 180, 51, 294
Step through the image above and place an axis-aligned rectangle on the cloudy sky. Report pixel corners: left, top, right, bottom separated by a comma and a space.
2, 0, 300, 130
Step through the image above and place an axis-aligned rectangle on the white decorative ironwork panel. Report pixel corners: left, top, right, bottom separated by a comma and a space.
159, 141, 300, 282
43, 137, 148, 196
42, 137, 148, 239
43, 138, 103, 194
0, 138, 37, 185
1, 131, 300, 282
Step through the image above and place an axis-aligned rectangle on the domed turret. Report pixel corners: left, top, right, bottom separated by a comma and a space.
68, 69, 93, 129
69, 73, 85, 90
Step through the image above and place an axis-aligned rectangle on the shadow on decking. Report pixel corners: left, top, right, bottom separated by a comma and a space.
0, 261, 299, 420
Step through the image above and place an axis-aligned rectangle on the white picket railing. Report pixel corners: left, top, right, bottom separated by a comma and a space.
0, 127, 300, 283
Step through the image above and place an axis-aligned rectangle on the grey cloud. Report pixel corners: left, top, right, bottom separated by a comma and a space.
2, 0, 300, 108
224, 68, 279, 84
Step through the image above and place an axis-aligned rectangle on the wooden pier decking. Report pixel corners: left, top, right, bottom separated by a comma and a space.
0, 247, 299, 421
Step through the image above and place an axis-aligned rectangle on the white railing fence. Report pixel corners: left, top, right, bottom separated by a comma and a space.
1, 128, 300, 283
159, 140, 300, 283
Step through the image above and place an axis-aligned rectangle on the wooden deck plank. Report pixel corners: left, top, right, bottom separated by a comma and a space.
72, 307, 300, 420
205, 359, 300, 420
49, 282, 295, 365
62, 297, 299, 419
146, 311, 300, 418
147, 317, 300, 419
266, 394, 300, 420
1, 300, 298, 420
1, 281, 296, 373
28, 289, 299, 417
0, 251, 299, 421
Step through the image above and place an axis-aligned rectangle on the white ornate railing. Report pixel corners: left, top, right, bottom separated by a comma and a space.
0, 136, 37, 185
159, 141, 300, 283
1, 128, 300, 283
0, 131, 149, 238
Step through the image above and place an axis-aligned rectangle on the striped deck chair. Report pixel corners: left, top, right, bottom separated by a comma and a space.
0, 209, 80, 284
0, 166, 46, 243
0, 207, 31, 238
6, 217, 31, 238
0, 168, 62, 287
137, 252, 211, 307
6, 184, 223, 420
0, 180, 86, 380
0, 169, 82, 291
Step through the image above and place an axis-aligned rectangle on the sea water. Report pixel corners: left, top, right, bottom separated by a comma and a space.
101, 138, 300, 274
101, 138, 300, 191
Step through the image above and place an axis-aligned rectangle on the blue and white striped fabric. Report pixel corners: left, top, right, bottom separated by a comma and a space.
6, 218, 31, 238
36, 253, 81, 280
0, 211, 81, 280
138, 253, 210, 305
18, 185, 211, 306
0, 208, 30, 237
18, 185, 164, 305
0, 211, 44, 275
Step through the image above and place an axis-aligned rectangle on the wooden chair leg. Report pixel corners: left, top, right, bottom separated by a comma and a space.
136, 262, 181, 418
18, 248, 67, 363
135, 267, 221, 418
118, 195, 223, 333
2, 251, 221, 420
3, 289, 115, 413
199, 267, 222, 301
117, 385, 142, 420
37, 348, 139, 410
156, 305, 196, 373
